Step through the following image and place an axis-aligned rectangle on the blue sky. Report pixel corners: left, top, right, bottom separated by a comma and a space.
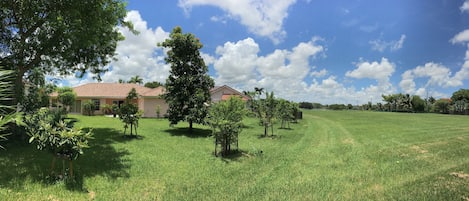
63, 0, 469, 104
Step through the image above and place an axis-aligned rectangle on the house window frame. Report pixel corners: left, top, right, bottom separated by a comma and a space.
92, 99, 100, 111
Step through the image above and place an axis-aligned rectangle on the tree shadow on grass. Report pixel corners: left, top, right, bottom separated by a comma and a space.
0, 127, 131, 192
257, 134, 282, 139
218, 150, 263, 163
164, 127, 212, 138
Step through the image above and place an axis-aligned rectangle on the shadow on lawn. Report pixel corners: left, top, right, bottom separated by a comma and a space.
164, 127, 212, 138
0, 127, 131, 192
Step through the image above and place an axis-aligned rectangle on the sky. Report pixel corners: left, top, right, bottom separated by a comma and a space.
61, 0, 469, 104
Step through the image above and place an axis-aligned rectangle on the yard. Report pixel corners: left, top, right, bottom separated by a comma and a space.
1, 110, 468, 200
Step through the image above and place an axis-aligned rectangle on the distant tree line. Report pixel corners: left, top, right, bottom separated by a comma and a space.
298, 89, 469, 115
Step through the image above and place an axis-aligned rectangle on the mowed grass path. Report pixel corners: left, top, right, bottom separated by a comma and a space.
1, 110, 468, 200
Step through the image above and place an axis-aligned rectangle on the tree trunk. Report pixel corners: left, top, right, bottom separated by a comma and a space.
189, 120, 193, 133
50, 155, 57, 174
69, 160, 73, 177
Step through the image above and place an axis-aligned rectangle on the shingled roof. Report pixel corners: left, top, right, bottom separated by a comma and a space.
50, 83, 165, 98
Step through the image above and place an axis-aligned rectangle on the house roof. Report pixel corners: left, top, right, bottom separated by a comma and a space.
50, 83, 165, 99
210, 85, 251, 100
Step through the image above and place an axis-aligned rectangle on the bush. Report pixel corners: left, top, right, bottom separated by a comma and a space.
82, 100, 95, 116
25, 108, 92, 178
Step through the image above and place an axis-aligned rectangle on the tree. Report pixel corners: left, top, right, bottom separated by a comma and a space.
57, 87, 76, 113
82, 100, 96, 116
0, 0, 133, 108
277, 99, 294, 129
207, 96, 246, 156
451, 89, 469, 114
144, 81, 163, 89
22, 67, 55, 113
159, 26, 214, 131
433, 99, 450, 114
26, 108, 92, 178
254, 91, 277, 137
118, 88, 141, 136
411, 95, 425, 113
0, 67, 20, 147
128, 75, 143, 84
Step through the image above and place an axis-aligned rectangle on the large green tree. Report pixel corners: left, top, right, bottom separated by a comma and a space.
0, 0, 133, 108
451, 89, 469, 114
159, 26, 214, 131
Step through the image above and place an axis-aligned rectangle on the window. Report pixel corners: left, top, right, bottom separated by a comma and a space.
92, 99, 100, 111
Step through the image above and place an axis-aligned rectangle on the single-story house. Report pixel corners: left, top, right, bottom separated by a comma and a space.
50, 83, 249, 117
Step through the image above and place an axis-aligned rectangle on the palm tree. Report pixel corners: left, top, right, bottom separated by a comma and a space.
0, 67, 17, 147
128, 75, 143, 84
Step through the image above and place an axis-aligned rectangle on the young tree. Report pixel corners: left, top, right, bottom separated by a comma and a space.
0, 0, 133, 107
277, 99, 294, 129
207, 96, 246, 156
159, 26, 214, 131
254, 91, 277, 137
82, 100, 96, 116
57, 87, 76, 113
26, 108, 92, 178
118, 88, 141, 136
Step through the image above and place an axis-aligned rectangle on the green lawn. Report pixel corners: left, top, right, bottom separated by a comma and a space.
1, 110, 469, 200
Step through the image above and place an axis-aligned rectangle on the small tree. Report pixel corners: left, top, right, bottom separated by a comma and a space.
82, 100, 96, 116
277, 99, 294, 129
207, 96, 246, 156
26, 108, 92, 178
253, 91, 277, 137
57, 87, 76, 113
118, 88, 141, 136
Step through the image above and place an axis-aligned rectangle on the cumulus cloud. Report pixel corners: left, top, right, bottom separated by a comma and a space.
212, 37, 325, 100
211, 37, 396, 104
178, 0, 297, 44
399, 62, 463, 95
310, 69, 327, 77
213, 38, 260, 85
99, 11, 171, 84
461, 0, 469, 13
346, 57, 395, 85
450, 29, 469, 44
369, 34, 406, 52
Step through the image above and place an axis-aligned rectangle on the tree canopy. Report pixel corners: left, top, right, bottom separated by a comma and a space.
159, 26, 214, 130
0, 0, 133, 106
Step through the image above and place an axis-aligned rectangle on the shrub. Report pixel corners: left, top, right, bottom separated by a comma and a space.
82, 100, 95, 116
25, 108, 92, 178
207, 96, 246, 156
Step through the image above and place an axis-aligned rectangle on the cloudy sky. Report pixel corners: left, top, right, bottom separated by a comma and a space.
63, 0, 469, 104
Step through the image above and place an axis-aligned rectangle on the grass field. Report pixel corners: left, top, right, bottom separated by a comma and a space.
1, 110, 469, 200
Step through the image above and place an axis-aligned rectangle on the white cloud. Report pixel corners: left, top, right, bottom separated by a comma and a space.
345, 57, 395, 85
369, 34, 406, 52
450, 29, 469, 44
59, 10, 171, 86
399, 62, 463, 95
310, 69, 327, 77
461, 0, 469, 13
211, 37, 397, 104
178, 0, 297, 44
213, 38, 260, 85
